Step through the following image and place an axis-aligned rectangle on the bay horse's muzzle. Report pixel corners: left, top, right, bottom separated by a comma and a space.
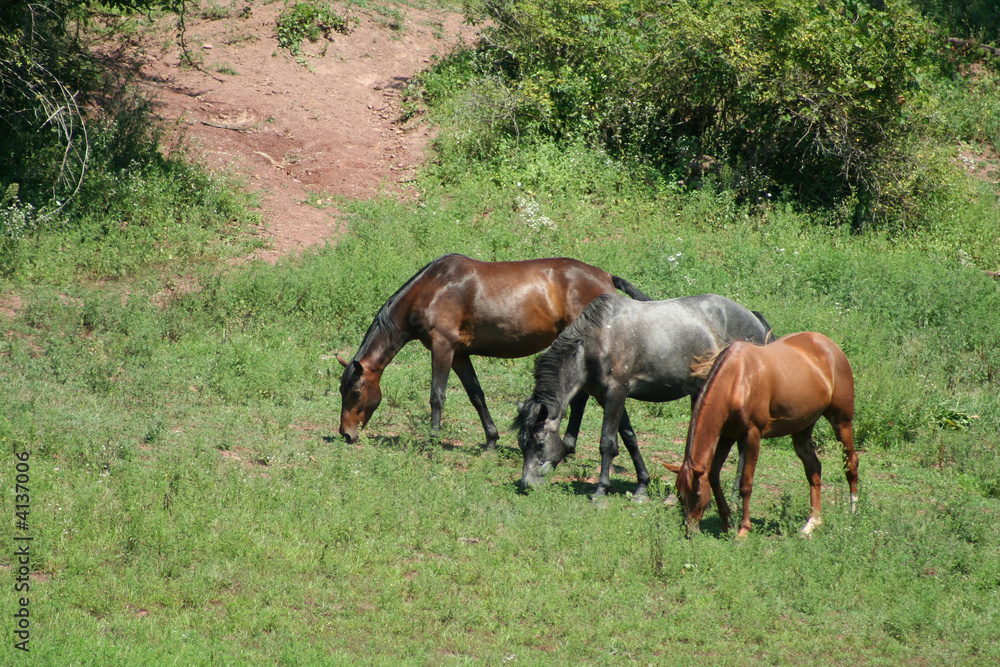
339, 425, 359, 444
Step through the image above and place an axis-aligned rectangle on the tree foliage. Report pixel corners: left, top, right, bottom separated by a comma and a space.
463, 0, 936, 226
912, 0, 1000, 45
0, 1, 188, 207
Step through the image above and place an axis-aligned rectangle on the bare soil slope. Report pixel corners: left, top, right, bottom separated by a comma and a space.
141, 3, 475, 261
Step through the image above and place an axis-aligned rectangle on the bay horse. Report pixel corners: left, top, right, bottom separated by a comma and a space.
337, 254, 650, 449
513, 293, 775, 499
670, 332, 859, 537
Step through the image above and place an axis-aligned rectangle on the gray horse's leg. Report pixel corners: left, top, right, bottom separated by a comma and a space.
617, 409, 650, 500
451, 354, 499, 450
593, 394, 626, 498
562, 391, 588, 455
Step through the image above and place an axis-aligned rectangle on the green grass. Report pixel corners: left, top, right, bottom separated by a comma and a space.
2, 145, 1000, 662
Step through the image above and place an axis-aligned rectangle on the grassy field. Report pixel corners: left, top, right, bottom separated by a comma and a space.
3, 2, 1000, 664
2, 148, 999, 663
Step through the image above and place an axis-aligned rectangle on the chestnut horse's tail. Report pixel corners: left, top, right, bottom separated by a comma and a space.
612, 275, 652, 301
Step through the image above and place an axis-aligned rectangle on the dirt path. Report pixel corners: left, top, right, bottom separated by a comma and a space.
141, 2, 475, 261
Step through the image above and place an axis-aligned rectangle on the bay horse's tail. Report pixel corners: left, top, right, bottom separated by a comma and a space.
612, 275, 652, 301
752, 310, 777, 343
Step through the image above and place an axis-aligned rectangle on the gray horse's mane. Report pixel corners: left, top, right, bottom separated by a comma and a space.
356, 254, 464, 358
512, 294, 624, 430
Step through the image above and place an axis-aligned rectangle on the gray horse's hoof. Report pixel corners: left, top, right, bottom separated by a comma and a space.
538, 461, 553, 477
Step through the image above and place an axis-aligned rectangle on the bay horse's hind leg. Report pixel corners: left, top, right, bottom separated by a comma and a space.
561, 391, 589, 456
618, 409, 651, 500
451, 354, 500, 450
791, 425, 823, 536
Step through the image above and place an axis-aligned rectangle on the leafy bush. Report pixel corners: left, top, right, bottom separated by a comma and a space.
458, 0, 935, 226
276, 1, 350, 55
912, 0, 1000, 44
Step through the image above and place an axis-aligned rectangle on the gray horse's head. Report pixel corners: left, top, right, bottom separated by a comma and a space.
514, 398, 571, 489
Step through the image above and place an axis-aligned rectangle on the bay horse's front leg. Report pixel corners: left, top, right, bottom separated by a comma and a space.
451, 354, 499, 450
617, 410, 651, 500
593, 394, 626, 498
561, 391, 589, 455
428, 339, 455, 440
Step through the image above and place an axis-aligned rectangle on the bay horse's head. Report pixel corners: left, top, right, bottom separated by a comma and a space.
514, 398, 572, 489
667, 461, 712, 536
337, 354, 382, 443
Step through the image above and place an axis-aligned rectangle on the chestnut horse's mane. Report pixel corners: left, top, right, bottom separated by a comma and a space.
686, 342, 740, 438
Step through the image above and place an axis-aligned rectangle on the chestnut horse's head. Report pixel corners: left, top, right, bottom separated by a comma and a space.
514, 399, 571, 489
338, 354, 382, 443
667, 461, 712, 536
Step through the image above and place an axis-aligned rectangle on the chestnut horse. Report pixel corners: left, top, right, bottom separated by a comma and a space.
670, 332, 859, 537
514, 293, 775, 499
337, 254, 650, 449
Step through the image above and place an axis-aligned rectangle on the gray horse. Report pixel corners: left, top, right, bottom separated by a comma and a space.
514, 293, 774, 499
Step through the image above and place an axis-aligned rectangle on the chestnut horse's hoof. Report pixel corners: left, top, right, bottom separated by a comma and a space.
801, 516, 822, 537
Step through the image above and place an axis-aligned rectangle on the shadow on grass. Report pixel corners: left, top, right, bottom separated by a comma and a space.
323, 432, 513, 457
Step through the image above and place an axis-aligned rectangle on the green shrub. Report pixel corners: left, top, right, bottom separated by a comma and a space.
458, 0, 934, 225
276, 1, 350, 55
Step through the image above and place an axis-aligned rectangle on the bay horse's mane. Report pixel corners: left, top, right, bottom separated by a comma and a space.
356, 254, 465, 358
512, 293, 624, 430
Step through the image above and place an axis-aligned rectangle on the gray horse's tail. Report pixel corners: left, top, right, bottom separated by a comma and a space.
752, 310, 777, 343
612, 276, 652, 301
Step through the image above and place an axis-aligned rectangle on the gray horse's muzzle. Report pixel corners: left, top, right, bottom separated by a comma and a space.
521, 460, 555, 489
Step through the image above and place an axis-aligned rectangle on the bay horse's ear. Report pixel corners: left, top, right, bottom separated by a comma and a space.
335, 354, 350, 368
663, 462, 682, 474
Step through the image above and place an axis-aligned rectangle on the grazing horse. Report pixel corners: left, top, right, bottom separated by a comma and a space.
337, 254, 650, 449
514, 293, 774, 499
671, 332, 859, 537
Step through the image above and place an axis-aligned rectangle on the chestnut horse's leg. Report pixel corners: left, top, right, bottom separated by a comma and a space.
708, 437, 737, 533
451, 354, 500, 450
826, 410, 859, 514
737, 431, 762, 537
617, 409, 651, 500
561, 391, 589, 455
791, 425, 823, 536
